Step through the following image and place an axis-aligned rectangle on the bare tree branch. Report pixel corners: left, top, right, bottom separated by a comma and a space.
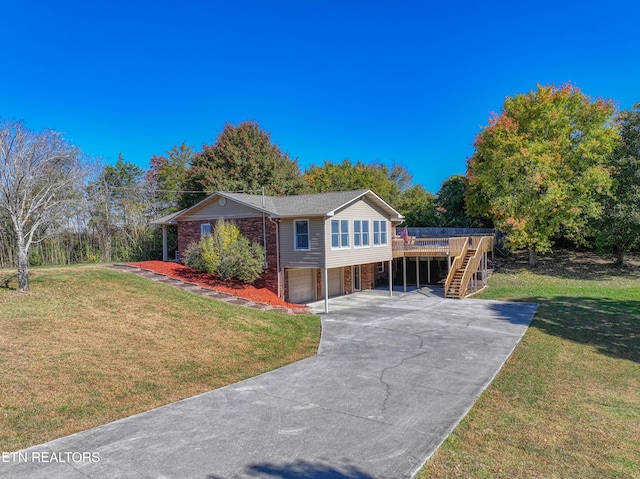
0, 120, 86, 291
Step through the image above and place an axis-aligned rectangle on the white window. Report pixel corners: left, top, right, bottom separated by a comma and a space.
200, 223, 211, 237
331, 219, 349, 249
353, 220, 370, 247
294, 220, 310, 251
373, 220, 388, 246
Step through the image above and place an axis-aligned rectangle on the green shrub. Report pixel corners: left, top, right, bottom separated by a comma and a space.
183, 219, 265, 284
183, 239, 207, 272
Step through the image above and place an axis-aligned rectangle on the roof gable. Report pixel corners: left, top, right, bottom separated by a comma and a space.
161, 189, 404, 222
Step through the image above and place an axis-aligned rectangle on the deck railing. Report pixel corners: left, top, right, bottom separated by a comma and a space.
392, 235, 494, 257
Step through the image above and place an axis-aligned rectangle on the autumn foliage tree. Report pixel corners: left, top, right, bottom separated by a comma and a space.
466, 84, 618, 265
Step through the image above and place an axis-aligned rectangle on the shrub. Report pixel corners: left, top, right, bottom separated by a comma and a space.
183, 239, 207, 272
183, 219, 265, 284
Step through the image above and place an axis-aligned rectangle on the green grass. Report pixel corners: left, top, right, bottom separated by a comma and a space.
0, 265, 320, 451
419, 250, 640, 479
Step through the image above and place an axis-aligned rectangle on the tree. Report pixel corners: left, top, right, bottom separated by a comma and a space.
466, 84, 617, 265
303, 159, 411, 205
395, 185, 438, 226
436, 174, 483, 227
0, 120, 85, 291
87, 155, 150, 262
147, 142, 192, 213
594, 104, 640, 264
181, 121, 303, 208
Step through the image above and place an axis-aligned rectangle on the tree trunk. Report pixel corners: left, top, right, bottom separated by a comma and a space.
528, 246, 537, 267
17, 240, 30, 292
614, 246, 625, 266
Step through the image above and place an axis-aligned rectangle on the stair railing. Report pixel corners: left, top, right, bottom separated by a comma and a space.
457, 236, 488, 298
444, 237, 469, 296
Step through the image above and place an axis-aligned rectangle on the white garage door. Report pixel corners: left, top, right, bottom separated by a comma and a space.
320, 267, 342, 298
287, 269, 314, 304
329, 268, 342, 297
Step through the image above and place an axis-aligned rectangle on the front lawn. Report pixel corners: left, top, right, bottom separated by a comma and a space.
0, 266, 320, 452
419, 250, 640, 479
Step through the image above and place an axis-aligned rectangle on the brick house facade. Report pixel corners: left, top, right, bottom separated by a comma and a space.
178, 217, 280, 294
153, 190, 404, 310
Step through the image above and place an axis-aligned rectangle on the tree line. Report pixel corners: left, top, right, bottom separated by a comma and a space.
2, 84, 639, 290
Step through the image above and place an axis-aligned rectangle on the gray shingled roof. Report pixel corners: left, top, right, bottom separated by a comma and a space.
155, 189, 404, 224
150, 208, 187, 225
220, 189, 403, 219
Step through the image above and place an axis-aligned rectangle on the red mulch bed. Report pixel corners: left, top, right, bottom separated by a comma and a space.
129, 261, 306, 309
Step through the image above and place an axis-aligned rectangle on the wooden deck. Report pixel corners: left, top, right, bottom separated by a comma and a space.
392, 235, 494, 259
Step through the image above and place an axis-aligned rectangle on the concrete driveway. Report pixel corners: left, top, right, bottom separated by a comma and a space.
2, 289, 537, 479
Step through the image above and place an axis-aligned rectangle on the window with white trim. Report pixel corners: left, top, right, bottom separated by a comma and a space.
331, 219, 349, 249
200, 223, 211, 237
294, 220, 310, 250
353, 220, 370, 247
373, 220, 388, 246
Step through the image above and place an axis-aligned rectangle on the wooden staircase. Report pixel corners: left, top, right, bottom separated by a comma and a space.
445, 249, 475, 298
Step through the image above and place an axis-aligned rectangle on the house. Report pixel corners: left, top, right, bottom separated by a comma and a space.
152, 189, 404, 312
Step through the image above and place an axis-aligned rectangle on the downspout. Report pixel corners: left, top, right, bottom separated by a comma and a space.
262, 187, 268, 269
267, 216, 281, 298
262, 212, 268, 269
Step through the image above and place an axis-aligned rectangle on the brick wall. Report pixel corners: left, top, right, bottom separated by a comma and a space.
177, 217, 279, 294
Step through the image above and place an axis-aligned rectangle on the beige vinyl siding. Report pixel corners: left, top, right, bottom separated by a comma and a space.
182, 195, 262, 220
325, 198, 392, 269
280, 218, 325, 268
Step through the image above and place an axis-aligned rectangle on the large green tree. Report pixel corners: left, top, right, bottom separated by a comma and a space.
594, 103, 640, 264
466, 84, 617, 265
395, 185, 438, 226
147, 142, 192, 213
303, 159, 411, 205
181, 121, 303, 208
435, 174, 483, 227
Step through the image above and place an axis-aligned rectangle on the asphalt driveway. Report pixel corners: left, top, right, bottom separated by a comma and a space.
2, 289, 537, 479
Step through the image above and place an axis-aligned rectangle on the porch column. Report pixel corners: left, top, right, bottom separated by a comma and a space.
402, 256, 407, 292
416, 257, 420, 290
388, 259, 393, 296
428, 257, 431, 284
324, 267, 329, 314
162, 225, 168, 262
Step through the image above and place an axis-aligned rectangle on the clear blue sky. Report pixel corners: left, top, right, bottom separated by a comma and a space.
2, 0, 639, 193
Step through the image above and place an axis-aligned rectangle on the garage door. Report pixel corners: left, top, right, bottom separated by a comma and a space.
320, 267, 342, 298
287, 269, 314, 304
328, 268, 342, 297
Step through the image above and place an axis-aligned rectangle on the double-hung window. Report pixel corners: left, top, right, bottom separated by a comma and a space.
200, 223, 211, 237
331, 219, 349, 249
353, 220, 370, 247
373, 220, 388, 246
294, 220, 310, 250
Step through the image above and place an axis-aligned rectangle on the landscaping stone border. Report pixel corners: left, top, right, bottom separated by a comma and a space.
106, 264, 313, 315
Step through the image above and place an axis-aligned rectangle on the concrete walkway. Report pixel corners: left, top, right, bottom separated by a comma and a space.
2, 290, 537, 479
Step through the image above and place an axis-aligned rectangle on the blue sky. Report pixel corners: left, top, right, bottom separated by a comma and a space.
2, 1, 639, 193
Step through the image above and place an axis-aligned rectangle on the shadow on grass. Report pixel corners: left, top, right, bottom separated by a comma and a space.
521, 296, 640, 363
498, 249, 640, 282
206, 460, 374, 478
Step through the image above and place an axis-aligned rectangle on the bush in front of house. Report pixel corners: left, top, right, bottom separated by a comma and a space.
183, 219, 265, 284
